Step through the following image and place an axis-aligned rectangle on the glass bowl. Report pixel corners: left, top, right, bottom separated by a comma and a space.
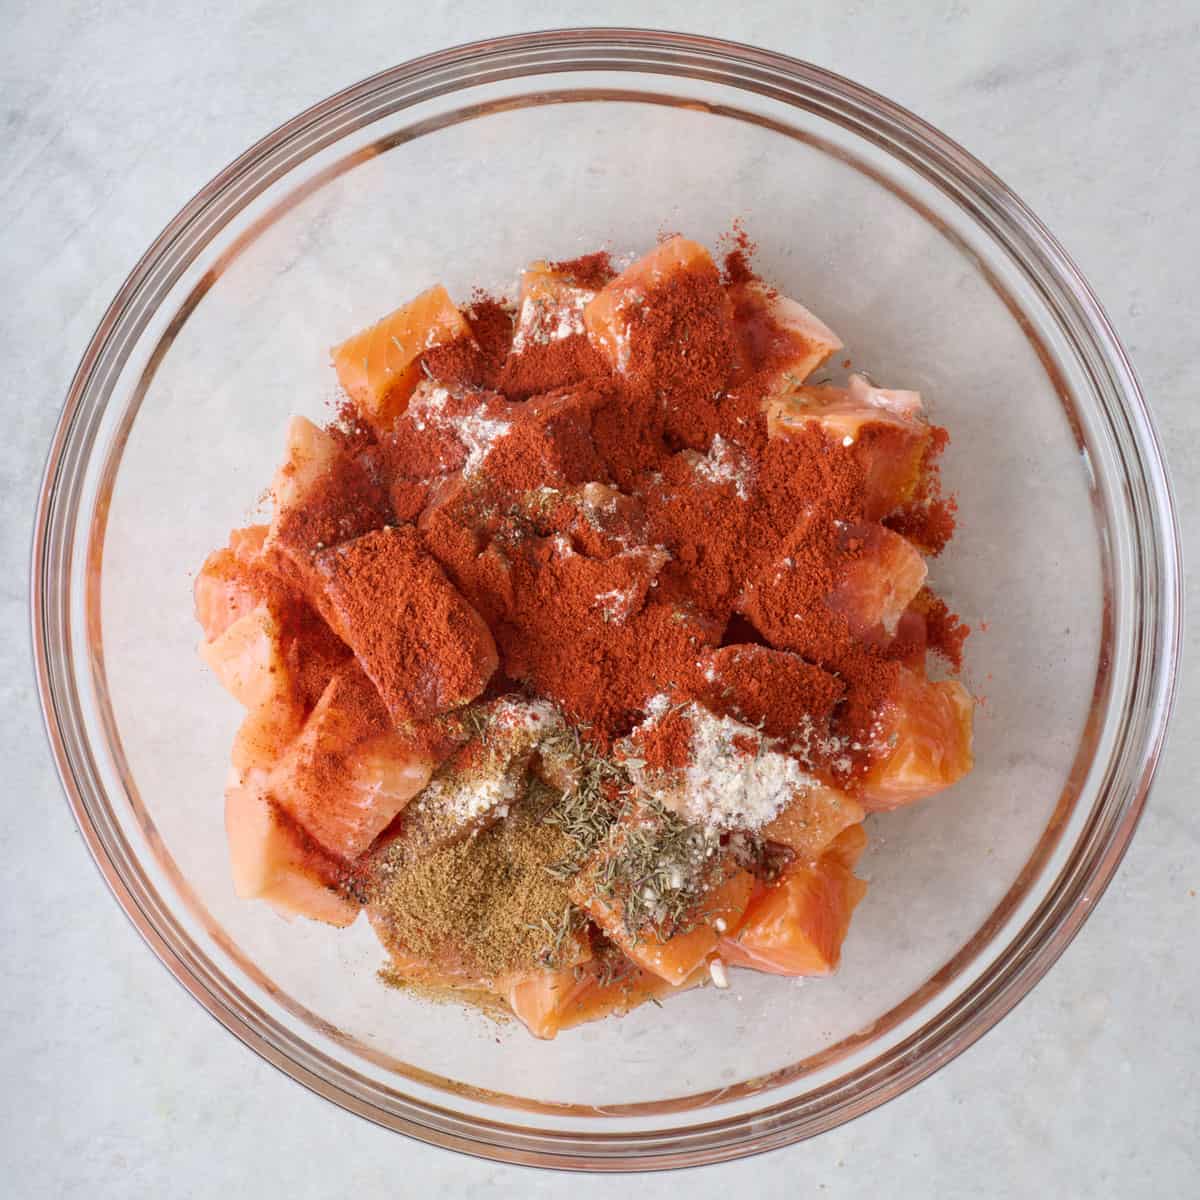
32, 29, 1180, 1170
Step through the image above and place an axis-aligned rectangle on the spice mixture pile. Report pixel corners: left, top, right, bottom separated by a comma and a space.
196, 231, 974, 1038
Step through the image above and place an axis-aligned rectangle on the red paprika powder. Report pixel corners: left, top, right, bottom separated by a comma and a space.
293, 235, 964, 776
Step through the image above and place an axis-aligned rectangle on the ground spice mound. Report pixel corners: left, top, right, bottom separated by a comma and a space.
483, 537, 719, 744
499, 332, 611, 400
272, 443, 395, 559
549, 251, 615, 289
720, 220, 758, 286
419, 296, 514, 391
920, 590, 970, 669
479, 387, 610, 491
637, 445, 754, 620
696, 645, 844, 740
621, 266, 739, 443
626, 705, 693, 771
884, 426, 957, 553
336, 236, 964, 766
314, 525, 497, 723
370, 787, 576, 976
587, 388, 673, 490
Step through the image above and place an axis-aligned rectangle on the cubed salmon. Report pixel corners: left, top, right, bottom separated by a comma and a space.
571, 832, 755, 987
332, 285, 471, 432
268, 662, 434, 859
584, 236, 720, 370
269, 416, 340, 524
199, 604, 305, 769
194, 546, 262, 644
761, 784, 866, 866
859, 667, 974, 810
224, 768, 359, 927
719, 827, 867, 977
729, 280, 842, 391
196, 518, 351, 713
194, 525, 279, 643
511, 261, 595, 350
502, 959, 705, 1040
767, 384, 931, 520
829, 524, 928, 638
266, 417, 394, 599
312, 526, 498, 723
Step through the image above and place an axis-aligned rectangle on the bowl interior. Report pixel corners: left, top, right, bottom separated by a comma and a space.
39, 34, 1175, 1168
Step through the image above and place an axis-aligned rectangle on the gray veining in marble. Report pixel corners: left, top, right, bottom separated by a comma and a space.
2, 2, 1196, 1196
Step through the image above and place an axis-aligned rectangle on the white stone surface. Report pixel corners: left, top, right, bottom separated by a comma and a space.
2, 1, 1197, 1195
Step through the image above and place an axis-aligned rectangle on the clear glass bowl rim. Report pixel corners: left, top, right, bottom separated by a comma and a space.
30, 27, 1182, 1171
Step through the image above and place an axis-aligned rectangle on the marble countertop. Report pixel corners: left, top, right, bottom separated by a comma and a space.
3, 2, 1196, 1195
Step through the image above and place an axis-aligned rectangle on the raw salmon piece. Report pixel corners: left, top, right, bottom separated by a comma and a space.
823, 822, 869, 870
269, 415, 339, 525
891, 602, 931, 673
199, 604, 304, 769
767, 385, 931, 520
332, 284, 470, 432
500, 959, 705, 1040
200, 604, 290, 709
381, 947, 478, 988
496, 263, 615, 398
829, 524, 928, 638
499, 967, 592, 1040
194, 547, 260, 643
224, 768, 359, 927
512, 261, 595, 349
267, 417, 394, 609
268, 661, 434, 859
584, 236, 718, 369
228, 524, 269, 559
846, 371, 923, 419
267, 413, 391, 558
196, 520, 351, 715
194, 524, 281, 643
520, 261, 585, 302
719, 840, 867, 977
695, 644, 843, 740
231, 702, 304, 774
761, 785, 866, 866
859, 667, 974, 810
729, 280, 842, 391
313, 526, 497, 724
571, 853, 755, 987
